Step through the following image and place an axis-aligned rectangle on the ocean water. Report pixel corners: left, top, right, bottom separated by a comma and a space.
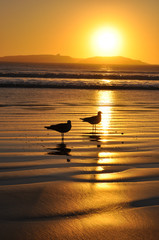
0, 62, 159, 89
0, 63, 159, 239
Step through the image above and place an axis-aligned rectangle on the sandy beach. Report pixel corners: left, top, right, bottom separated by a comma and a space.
0, 88, 159, 240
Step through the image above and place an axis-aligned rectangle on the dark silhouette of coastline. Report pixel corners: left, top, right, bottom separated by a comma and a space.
0, 54, 148, 65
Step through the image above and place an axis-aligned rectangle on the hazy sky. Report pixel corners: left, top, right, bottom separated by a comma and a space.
0, 0, 159, 64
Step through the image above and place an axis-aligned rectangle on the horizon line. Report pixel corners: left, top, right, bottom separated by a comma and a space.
0, 54, 151, 65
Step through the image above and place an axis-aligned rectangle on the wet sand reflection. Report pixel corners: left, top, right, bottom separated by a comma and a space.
47, 143, 71, 162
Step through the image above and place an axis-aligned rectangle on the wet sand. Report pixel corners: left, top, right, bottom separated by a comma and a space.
0, 88, 159, 240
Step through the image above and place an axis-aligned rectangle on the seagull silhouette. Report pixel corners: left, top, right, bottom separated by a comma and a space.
45, 120, 71, 142
80, 111, 102, 131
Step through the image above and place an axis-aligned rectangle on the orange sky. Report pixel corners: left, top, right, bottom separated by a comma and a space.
0, 0, 159, 64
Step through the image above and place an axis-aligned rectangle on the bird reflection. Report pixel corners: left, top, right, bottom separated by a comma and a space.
47, 143, 71, 162
89, 132, 101, 142
85, 132, 101, 148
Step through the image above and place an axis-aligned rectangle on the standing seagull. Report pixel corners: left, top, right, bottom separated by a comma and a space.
80, 111, 102, 131
45, 120, 71, 142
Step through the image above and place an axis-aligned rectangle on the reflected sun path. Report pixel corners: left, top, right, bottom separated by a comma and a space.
97, 90, 113, 140
95, 90, 115, 185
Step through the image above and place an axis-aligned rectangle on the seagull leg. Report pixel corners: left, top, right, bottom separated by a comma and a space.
61, 133, 64, 143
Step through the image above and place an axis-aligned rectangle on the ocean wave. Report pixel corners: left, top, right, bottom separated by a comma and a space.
0, 72, 159, 80
0, 77, 159, 90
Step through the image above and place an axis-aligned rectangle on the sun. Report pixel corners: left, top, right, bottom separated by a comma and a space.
91, 26, 122, 56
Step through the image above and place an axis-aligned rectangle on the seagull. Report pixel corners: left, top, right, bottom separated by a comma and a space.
45, 120, 71, 142
80, 111, 102, 131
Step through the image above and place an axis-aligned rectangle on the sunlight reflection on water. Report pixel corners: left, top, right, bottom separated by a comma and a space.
94, 91, 117, 187
98, 152, 115, 164
97, 90, 113, 138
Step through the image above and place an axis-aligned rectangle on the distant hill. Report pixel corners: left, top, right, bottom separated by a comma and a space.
79, 56, 147, 65
0, 54, 76, 64
0, 54, 147, 65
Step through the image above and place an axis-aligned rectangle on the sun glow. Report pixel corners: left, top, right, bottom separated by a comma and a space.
91, 27, 122, 56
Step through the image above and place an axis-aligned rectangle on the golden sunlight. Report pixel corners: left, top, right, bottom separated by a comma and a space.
91, 26, 122, 56
98, 91, 112, 137
98, 152, 115, 164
